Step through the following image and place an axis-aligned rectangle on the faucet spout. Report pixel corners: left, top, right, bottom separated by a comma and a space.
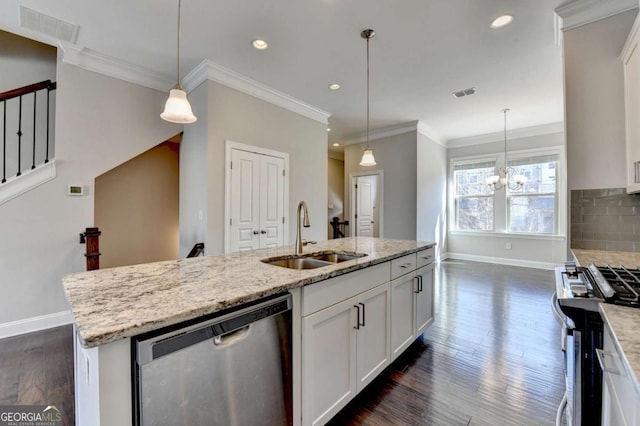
295, 201, 310, 255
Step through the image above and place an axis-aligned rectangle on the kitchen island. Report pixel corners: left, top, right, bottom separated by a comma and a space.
63, 237, 436, 425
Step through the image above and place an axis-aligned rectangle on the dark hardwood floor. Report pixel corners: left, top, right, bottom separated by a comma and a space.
328, 260, 565, 426
0, 324, 74, 425
0, 260, 564, 426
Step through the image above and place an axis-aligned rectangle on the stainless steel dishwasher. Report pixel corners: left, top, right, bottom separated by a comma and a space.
133, 293, 292, 426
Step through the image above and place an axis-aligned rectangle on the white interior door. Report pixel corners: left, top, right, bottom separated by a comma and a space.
355, 175, 379, 237
260, 155, 285, 249
230, 149, 260, 252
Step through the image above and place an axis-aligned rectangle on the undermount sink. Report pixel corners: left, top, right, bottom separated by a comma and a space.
261, 251, 367, 270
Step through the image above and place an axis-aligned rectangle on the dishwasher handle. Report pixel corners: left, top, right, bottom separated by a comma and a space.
137, 293, 292, 364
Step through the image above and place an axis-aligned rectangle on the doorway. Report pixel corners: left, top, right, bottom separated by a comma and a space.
350, 171, 383, 237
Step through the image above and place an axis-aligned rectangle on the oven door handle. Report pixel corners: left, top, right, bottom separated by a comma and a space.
555, 390, 567, 426
551, 292, 566, 324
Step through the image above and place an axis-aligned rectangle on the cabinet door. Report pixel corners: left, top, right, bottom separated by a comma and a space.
390, 272, 416, 361
302, 297, 357, 426
624, 32, 640, 193
415, 264, 434, 336
356, 283, 390, 392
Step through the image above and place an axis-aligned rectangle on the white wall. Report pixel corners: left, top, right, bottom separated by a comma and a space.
179, 81, 327, 256
0, 55, 179, 325
327, 151, 344, 239
179, 83, 208, 257
563, 10, 637, 190
344, 131, 417, 240
446, 131, 568, 269
416, 131, 447, 257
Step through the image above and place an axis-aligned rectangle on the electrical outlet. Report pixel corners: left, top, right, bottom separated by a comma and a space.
506, 243, 512, 250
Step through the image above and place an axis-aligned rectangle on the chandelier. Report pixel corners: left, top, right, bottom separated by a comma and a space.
486, 109, 526, 190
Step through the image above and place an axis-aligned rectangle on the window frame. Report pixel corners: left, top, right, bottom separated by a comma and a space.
451, 156, 498, 233
449, 146, 566, 237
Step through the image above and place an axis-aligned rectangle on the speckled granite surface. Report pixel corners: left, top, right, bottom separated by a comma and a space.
599, 304, 640, 396
572, 249, 640, 268
63, 237, 434, 348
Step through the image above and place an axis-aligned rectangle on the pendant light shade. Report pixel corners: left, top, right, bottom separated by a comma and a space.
161, 89, 196, 123
161, 0, 197, 124
360, 29, 376, 167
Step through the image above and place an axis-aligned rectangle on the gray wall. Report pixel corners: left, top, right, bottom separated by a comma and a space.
328, 151, 345, 238
563, 10, 637, 190
416, 131, 447, 257
344, 131, 417, 240
179, 80, 328, 255
0, 56, 178, 324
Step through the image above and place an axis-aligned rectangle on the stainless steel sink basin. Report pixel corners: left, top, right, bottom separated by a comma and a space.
261, 251, 367, 270
308, 252, 367, 263
263, 257, 332, 270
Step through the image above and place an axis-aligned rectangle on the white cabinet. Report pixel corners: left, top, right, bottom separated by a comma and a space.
302, 281, 390, 426
600, 322, 639, 426
390, 248, 435, 361
622, 18, 640, 194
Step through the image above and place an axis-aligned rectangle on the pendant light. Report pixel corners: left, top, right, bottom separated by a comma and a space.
486, 109, 526, 190
359, 29, 376, 167
161, 0, 197, 124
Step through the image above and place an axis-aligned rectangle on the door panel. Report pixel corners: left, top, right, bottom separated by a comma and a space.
230, 150, 260, 252
415, 264, 434, 336
356, 283, 390, 392
260, 155, 285, 249
390, 273, 416, 361
355, 175, 379, 237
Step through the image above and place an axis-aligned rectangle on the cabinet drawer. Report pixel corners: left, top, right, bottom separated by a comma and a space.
391, 253, 417, 280
302, 262, 391, 316
416, 247, 435, 268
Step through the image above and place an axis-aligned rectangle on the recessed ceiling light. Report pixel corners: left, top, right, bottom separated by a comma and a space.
332, 143, 340, 147
328, 83, 341, 90
252, 39, 268, 50
490, 14, 513, 29
327, 128, 331, 132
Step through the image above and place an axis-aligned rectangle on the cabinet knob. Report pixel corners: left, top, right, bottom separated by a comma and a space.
260, 230, 267, 234
253, 230, 259, 235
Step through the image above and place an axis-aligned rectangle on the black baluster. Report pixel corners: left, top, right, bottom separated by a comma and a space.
16, 95, 22, 177
45, 87, 50, 163
32, 90, 36, 170
2, 100, 6, 183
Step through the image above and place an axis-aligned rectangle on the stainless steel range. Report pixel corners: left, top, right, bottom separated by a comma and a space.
553, 262, 640, 426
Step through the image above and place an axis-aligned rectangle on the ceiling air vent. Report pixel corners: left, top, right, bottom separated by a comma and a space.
452, 87, 476, 99
20, 6, 79, 44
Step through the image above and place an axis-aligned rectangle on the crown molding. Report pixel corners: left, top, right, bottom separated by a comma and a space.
58, 42, 175, 92
447, 121, 565, 149
183, 60, 331, 125
417, 121, 448, 147
555, 0, 638, 31
342, 121, 421, 145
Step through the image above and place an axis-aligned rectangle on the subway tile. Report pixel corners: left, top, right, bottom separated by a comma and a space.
620, 215, 640, 225
581, 232, 595, 240
607, 223, 635, 233
581, 198, 595, 207
583, 206, 608, 216
582, 223, 599, 233
583, 240, 607, 250
606, 241, 636, 252
594, 197, 622, 207
607, 206, 635, 216
620, 233, 640, 242
571, 214, 583, 224
583, 189, 604, 197
595, 232, 621, 241
604, 188, 625, 196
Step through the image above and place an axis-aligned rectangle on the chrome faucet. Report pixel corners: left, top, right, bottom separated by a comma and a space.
295, 201, 310, 255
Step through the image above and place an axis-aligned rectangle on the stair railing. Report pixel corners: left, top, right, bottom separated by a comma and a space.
0, 80, 57, 184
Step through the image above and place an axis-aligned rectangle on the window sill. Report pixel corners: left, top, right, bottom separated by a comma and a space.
449, 230, 566, 241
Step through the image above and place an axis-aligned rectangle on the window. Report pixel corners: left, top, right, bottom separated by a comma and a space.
453, 160, 496, 231
507, 154, 558, 234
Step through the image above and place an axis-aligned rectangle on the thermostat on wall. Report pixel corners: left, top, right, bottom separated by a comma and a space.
68, 185, 84, 196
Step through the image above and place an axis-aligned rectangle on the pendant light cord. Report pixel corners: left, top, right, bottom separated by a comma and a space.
366, 34, 370, 149
176, 0, 182, 89
503, 108, 509, 169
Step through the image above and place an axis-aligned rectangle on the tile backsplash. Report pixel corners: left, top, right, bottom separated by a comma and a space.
571, 188, 640, 252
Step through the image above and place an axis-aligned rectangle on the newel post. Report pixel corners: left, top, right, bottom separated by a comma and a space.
81, 227, 102, 271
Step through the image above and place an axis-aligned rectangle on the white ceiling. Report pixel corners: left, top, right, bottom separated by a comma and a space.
1, 0, 566, 147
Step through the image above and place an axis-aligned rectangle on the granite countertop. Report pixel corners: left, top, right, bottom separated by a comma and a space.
599, 304, 640, 396
63, 237, 435, 348
572, 249, 640, 268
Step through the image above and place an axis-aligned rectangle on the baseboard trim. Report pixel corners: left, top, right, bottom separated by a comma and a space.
0, 310, 73, 339
442, 252, 560, 271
